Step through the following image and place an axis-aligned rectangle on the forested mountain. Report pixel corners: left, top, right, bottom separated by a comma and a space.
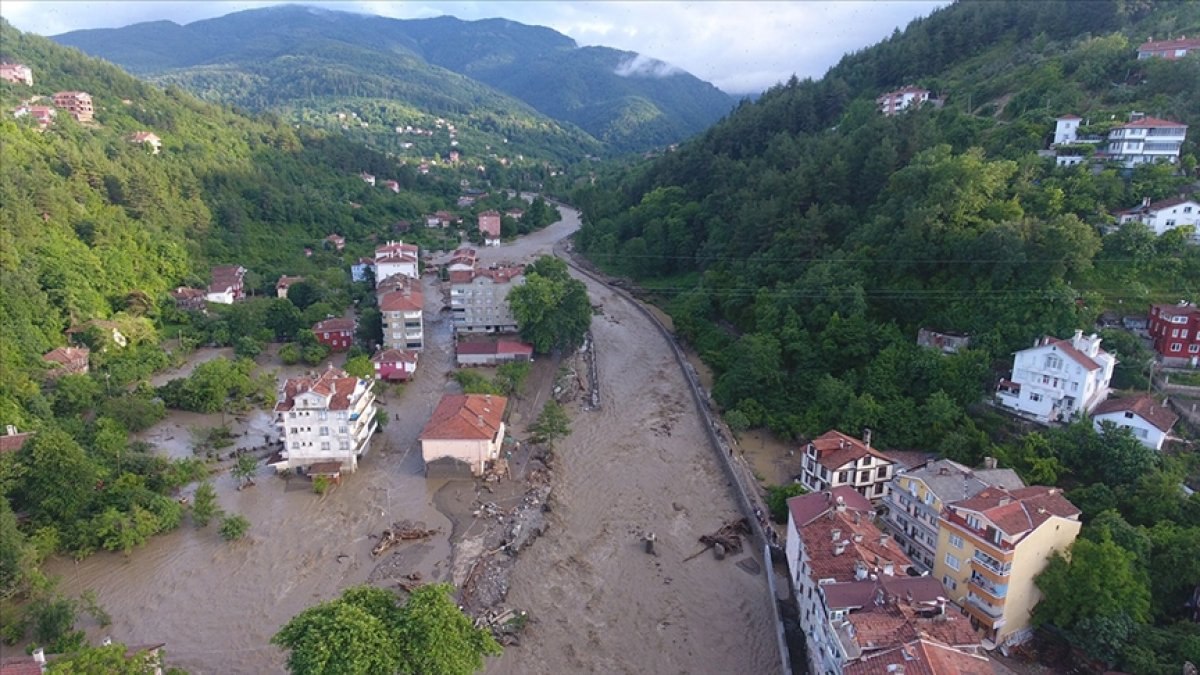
575, 3, 1200, 670
51, 5, 736, 155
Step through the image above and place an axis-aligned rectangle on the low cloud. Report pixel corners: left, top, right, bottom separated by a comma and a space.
614, 54, 682, 79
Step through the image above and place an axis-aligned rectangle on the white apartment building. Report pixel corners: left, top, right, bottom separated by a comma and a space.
378, 275, 424, 351
1104, 114, 1188, 168
876, 86, 930, 116
374, 241, 419, 284
996, 330, 1115, 424
1117, 195, 1200, 238
272, 367, 378, 474
797, 429, 896, 501
450, 266, 525, 334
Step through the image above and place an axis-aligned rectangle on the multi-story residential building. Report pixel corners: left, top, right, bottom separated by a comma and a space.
0, 63, 33, 86
1137, 36, 1200, 60
1092, 394, 1178, 451
420, 394, 507, 478
372, 349, 418, 381
786, 487, 921, 675
884, 458, 1025, 571
797, 430, 896, 501
378, 276, 424, 351
876, 86, 930, 116
1117, 195, 1200, 238
312, 317, 356, 352
206, 265, 246, 304
445, 247, 477, 282
478, 211, 502, 246
933, 486, 1081, 647
450, 265, 525, 334
1149, 302, 1200, 362
52, 91, 93, 122
272, 367, 378, 474
374, 241, 419, 283
1104, 114, 1187, 168
995, 330, 1115, 424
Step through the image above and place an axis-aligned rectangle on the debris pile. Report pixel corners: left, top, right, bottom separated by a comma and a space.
685, 518, 751, 562
458, 480, 553, 618
371, 520, 440, 557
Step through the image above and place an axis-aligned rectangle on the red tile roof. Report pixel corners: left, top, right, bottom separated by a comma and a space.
789, 488, 911, 581
474, 266, 524, 284
1092, 394, 1179, 433
375, 241, 418, 263
379, 288, 423, 312
1139, 37, 1200, 52
372, 349, 418, 365
1152, 302, 1200, 319
0, 658, 47, 675
1119, 194, 1196, 215
312, 317, 356, 333
275, 368, 361, 412
457, 340, 533, 357
807, 430, 895, 471
1115, 116, 1187, 129
0, 431, 34, 454
1057, 114, 1081, 120
845, 639, 994, 675
1042, 338, 1102, 371
43, 346, 89, 367
788, 486, 873, 528
949, 486, 1080, 538
420, 394, 507, 441
277, 275, 303, 290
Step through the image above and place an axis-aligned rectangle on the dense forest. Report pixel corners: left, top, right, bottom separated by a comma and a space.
573, 1, 1200, 671
52, 5, 735, 155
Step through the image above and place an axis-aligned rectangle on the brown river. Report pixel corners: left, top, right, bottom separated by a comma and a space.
44, 204, 780, 674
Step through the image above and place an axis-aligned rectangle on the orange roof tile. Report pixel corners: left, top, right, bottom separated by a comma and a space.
420, 394, 507, 441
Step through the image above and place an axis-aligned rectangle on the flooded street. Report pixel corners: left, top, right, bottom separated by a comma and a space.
46, 203, 778, 674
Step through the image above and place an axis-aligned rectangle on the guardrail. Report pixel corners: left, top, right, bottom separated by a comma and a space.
555, 241, 793, 675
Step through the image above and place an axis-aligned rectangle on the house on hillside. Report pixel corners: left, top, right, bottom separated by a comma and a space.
456, 339, 533, 367
917, 328, 971, 354
1137, 36, 1200, 60
877, 86, 930, 116
52, 91, 93, 122
419, 394, 507, 478
66, 320, 127, 350
995, 330, 1115, 424
1117, 195, 1200, 239
884, 458, 1024, 571
0, 63, 33, 86
169, 286, 207, 312
128, 131, 161, 154
505, 208, 524, 220
478, 211, 502, 246
1092, 394, 1178, 451
797, 429, 897, 501
272, 367, 378, 475
12, 104, 55, 129
0, 426, 35, 455
360, 172, 376, 186
382, 180, 400, 193
206, 265, 246, 304
372, 349, 418, 382
42, 346, 90, 378
351, 257, 375, 283
1103, 113, 1187, 167
312, 317, 356, 351
374, 241, 419, 283
325, 234, 345, 251
933, 486, 1081, 647
276, 275, 303, 299
1149, 302, 1200, 364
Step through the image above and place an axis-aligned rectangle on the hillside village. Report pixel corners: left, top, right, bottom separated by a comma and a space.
2, 4, 1200, 675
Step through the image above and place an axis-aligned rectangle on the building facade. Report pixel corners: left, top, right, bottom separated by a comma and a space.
273, 367, 378, 474
378, 277, 424, 351
1137, 36, 1200, 60
450, 265, 525, 334
0, 63, 33, 86
1104, 115, 1188, 167
478, 211, 501, 246
1117, 195, 1200, 238
312, 317, 355, 351
1149, 302, 1200, 361
456, 339, 534, 366
372, 349, 418, 381
995, 331, 1115, 424
52, 91, 93, 122
877, 86, 930, 116
797, 430, 896, 501
206, 265, 246, 304
374, 241, 419, 283
1091, 395, 1178, 451
884, 459, 1025, 572
933, 486, 1081, 646
419, 394, 507, 477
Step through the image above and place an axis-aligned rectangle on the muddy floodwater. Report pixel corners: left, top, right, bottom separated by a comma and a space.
45, 204, 779, 674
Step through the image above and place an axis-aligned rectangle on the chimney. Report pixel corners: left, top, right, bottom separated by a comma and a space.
874, 587, 886, 606
4, 425, 15, 436
831, 528, 842, 542
855, 561, 868, 580
905, 589, 914, 604
853, 533, 863, 543
1143, 196, 1151, 208
983, 456, 998, 470
834, 541, 847, 556
33, 648, 46, 664
884, 562, 895, 576
836, 495, 846, 512
863, 428, 873, 447
102, 636, 113, 646
878, 533, 890, 546
1073, 329, 1083, 344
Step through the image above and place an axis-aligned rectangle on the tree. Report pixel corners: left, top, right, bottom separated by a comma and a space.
232, 454, 257, 489
396, 583, 501, 675
344, 355, 373, 379
219, 514, 250, 541
272, 585, 405, 675
529, 400, 570, 447
765, 484, 807, 523
495, 362, 530, 396
287, 282, 321, 311
45, 642, 165, 674
508, 256, 591, 353
191, 482, 219, 528
280, 343, 302, 365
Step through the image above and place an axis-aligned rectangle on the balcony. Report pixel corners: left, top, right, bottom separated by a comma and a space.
969, 572, 1008, 599
971, 551, 1011, 577
966, 593, 1005, 620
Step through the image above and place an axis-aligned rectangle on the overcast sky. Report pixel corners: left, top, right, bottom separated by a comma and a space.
1, 1, 949, 94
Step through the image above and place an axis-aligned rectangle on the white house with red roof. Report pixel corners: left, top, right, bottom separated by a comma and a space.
1092, 394, 1179, 451
206, 265, 246, 304
876, 85, 930, 117
378, 275, 424, 351
1103, 113, 1187, 167
372, 349, 418, 381
276, 274, 303, 298
996, 330, 1115, 424
374, 240, 419, 283
0, 63, 33, 86
12, 104, 55, 129
419, 394, 507, 477
272, 366, 377, 474
1137, 36, 1200, 60
1117, 194, 1200, 238
797, 429, 897, 501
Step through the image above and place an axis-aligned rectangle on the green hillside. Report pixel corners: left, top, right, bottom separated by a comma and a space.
575, 2, 1200, 669
51, 5, 735, 156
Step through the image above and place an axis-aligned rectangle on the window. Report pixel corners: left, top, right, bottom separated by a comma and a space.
859, 471, 870, 483
1173, 328, 1180, 338
1044, 355, 1063, 370
862, 456, 872, 466
1029, 392, 1043, 402
288, 412, 296, 419
320, 427, 330, 436
291, 441, 299, 449
1190, 345, 1199, 354
944, 553, 960, 571
1172, 343, 1183, 352
943, 576, 958, 591
318, 411, 328, 420
838, 470, 850, 484
340, 440, 350, 450
877, 466, 887, 479
923, 491, 933, 506
966, 515, 982, 530
909, 482, 918, 497
338, 426, 349, 434
949, 534, 964, 549
321, 442, 330, 451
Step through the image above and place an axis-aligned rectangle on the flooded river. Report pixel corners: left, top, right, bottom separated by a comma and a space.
45, 204, 778, 674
